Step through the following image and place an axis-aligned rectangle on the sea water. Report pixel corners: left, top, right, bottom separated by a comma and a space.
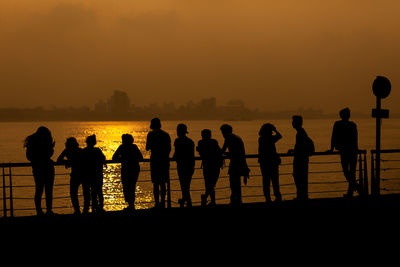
1, 119, 400, 216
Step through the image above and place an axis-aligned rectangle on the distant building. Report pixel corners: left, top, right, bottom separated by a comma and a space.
94, 100, 107, 113
107, 90, 130, 113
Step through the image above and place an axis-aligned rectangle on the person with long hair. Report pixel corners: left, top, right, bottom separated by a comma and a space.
24, 126, 55, 216
258, 123, 282, 203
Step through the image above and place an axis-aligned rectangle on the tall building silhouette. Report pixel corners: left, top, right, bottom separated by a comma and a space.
107, 90, 130, 114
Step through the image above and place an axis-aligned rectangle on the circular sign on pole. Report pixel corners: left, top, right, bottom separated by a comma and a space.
373, 76, 391, 98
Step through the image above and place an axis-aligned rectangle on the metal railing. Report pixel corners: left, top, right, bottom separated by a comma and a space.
371, 149, 400, 196
1, 150, 368, 217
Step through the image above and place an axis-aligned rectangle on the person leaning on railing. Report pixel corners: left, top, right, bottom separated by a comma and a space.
24, 126, 56, 216
258, 123, 282, 204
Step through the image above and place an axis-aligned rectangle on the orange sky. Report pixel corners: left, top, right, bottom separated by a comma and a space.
0, 0, 399, 113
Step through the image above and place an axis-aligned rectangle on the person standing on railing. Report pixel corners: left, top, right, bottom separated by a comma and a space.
112, 134, 143, 212
57, 137, 88, 215
288, 116, 314, 201
328, 108, 360, 198
197, 129, 223, 207
146, 118, 171, 208
24, 126, 55, 216
82, 134, 106, 214
173, 124, 195, 208
220, 124, 250, 207
258, 123, 282, 204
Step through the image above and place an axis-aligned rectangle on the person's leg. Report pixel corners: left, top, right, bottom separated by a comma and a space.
97, 176, 104, 212
153, 182, 160, 207
160, 182, 167, 208
82, 180, 91, 214
33, 174, 44, 215
185, 173, 192, 207
261, 164, 272, 202
271, 164, 281, 202
44, 166, 55, 213
70, 175, 81, 214
229, 173, 242, 206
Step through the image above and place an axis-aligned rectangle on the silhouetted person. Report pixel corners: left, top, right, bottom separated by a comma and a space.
146, 118, 171, 208
328, 108, 360, 197
197, 129, 223, 207
220, 124, 250, 206
112, 134, 143, 212
24, 126, 55, 216
258, 123, 282, 203
83, 134, 106, 214
57, 137, 88, 215
173, 124, 195, 208
288, 116, 314, 201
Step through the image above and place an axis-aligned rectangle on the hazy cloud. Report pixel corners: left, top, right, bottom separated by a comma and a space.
0, 0, 399, 113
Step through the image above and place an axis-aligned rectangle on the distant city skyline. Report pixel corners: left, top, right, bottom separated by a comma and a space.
1, 89, 395, 122
0, 1, 399, 114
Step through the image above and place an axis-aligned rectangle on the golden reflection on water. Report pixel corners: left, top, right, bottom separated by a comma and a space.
102, 163, 154, 211
75, 122, 154, 211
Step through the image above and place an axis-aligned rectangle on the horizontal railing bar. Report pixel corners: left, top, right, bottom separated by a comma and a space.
371, 149, 400, 154
0, 151, 368, 168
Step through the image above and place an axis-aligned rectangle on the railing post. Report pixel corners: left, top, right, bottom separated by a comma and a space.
358, 153, 364, 196
9, 166, 13, 217
363, 153, 369, 195
371, 152, 376, 196
2, 167, 6, 218
167, 178, 171, 208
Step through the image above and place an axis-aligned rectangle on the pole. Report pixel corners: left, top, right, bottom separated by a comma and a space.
2, 167, 6, 217
371, 152, 375, 195
363, 153, 369, 195
375, 97, 381, 196
9, 166, 13, 217
358, 153, 363, 195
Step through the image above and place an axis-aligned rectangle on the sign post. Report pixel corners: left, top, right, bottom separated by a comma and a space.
372, 76, 391, 196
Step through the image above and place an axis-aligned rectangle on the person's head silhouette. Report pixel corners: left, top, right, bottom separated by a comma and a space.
201, 129, 212, 140
220, 124, 233, 139
24, 126, 54, 148
36, 126, 52, 140
177, 124, 188, 138
122, 134, 134, 145
259, 123, 275, 137
150, 118, 161, 130
292, 115, 303, 129
339, 108, 351, 121
86, 134, 96, 147
65, 137, 79, 150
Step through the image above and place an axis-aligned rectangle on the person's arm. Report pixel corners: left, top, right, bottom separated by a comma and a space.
99, 149, 107, 166
190, 140, 195, 168
167, 135, 172, 156
57, 150, 66, 163
136, 146, 144, 162
112, 146, 121, 162
172, 139, 177, 160
273, 128, 282, 142
329, 122, 337, 152
145, 133, 151, 151
354, 123, 358, 151
221, 139, 228, 154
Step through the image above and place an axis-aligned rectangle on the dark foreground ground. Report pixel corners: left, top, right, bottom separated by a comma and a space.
2, 194, 400, 259
2, 194, 399, 231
